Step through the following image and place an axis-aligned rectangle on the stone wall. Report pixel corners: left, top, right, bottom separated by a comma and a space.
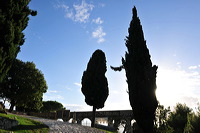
0, 117, 19, 129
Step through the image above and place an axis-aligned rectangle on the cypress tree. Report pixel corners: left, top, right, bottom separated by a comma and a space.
111, 7, 158, 132
0, 0, 37, 82
81, 49, 109, 127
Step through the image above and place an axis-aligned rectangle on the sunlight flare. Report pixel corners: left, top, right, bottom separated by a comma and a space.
156, 67, 200, 109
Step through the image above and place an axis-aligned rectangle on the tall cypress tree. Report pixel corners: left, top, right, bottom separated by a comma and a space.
81, 49, 109, 127
0, 0, 37, 83
111, 7, 158, 132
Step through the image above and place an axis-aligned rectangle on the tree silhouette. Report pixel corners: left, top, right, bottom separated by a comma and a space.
0, 0, 37, 83
111, 7, 158, 132
81, 49, 109, 127
1, 59, 47, 112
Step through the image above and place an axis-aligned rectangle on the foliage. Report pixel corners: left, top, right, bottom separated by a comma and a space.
154, 103, 200, 133
155, 104, 173, 133
40, 101, 64, 112
168, 103, 192, 133
111, 6, 158, 132
81, 49, 109, 127
1, 59, 47, 112
187, 103, 200, 133
0, 0, 37, 83
156, 125, 174, 133
0, 113, 49, 133
155, 104, 171, 127
183, 113, 194, 133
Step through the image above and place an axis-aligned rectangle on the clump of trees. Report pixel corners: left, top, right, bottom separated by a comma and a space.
40, 101, 65, 113
0, 0, 39, 112
0, 0, 37, 83
111, 6, 158, 132
81, 49, 109, 127
1, 59, 47, 112
155, 103, 200, 133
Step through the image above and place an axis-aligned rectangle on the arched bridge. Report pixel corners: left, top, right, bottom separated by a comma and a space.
70, 110, 133, 124
69, 110, 134, 132
30, 110, 134, 132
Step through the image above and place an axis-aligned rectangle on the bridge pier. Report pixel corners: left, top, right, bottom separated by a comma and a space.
77, 119, 82, 124
124, 118, 132, 133
113, 118, 121, 130
108, 118, 114, 127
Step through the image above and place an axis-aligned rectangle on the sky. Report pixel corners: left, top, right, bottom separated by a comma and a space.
17, 0, 200, 112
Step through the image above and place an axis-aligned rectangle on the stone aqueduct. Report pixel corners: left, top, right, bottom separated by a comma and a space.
30, 109, 134, 131
56, 110, 134, 130
72, 110, 132, 123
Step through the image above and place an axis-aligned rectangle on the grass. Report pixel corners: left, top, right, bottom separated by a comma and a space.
0, 113, 49, 133
96, 128, 117, 133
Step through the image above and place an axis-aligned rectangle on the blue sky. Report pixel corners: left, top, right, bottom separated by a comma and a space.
17, 0, 200, 111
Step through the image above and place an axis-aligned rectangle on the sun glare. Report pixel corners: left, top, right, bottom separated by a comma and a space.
156, 67, 199, 108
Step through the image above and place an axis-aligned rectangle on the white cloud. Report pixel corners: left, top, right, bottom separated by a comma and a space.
73, 1, 94, 23
48, 90, 58, 93
181, 96, 199, 110
92, 26, 106, 43
56, 0, 94, 23
74, 82, 82, 87
54, 2, 69, 11
43, 94, 64, 101
56, 1, 106, 44
63, 104, 91, 111
65, 10, 74, 19
189, 65, 198, 70
110, 90, 120, 94
92, 17, 103, 24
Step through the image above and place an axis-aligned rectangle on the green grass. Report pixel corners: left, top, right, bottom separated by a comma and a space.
0, 113, 49, 133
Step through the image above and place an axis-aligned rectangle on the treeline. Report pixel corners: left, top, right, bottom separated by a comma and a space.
0, 0, 65, 113
154, 103, 200, 133
0, 0, 42, 112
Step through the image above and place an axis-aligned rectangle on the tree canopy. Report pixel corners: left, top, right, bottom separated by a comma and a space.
1, 59, 47, 112
40, 101, 64, 113
168, 103, 192, 133
155, 103, 200, 133
81, 49, 109, 127
0, 0, 37, 83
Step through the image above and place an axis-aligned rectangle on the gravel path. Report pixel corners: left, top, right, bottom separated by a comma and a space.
20, 115, 107, 133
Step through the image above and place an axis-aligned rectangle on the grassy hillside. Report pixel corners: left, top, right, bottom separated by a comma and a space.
0, 113, 49, 133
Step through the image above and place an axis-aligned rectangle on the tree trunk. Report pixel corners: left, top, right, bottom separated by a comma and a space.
9, 100, 15, 112
91, 106, 96, 127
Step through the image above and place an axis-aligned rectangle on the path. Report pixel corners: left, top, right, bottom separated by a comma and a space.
20, 115, 107, 133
